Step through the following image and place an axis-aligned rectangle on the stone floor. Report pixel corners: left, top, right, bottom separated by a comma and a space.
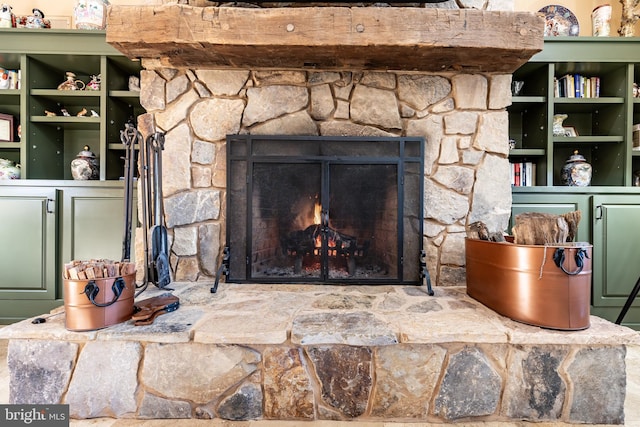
1, 283, 640, 426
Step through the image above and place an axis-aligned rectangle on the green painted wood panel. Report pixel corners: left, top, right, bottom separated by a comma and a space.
592, 195, 640, 308
0, 187, 56, 299
61, 187, 131, 267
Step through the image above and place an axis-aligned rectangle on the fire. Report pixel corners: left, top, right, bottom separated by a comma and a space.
312, 202, 336, 252
314, 202, 322, 225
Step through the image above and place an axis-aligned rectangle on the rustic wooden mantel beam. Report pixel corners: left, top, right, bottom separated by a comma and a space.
106, 5, 544, 73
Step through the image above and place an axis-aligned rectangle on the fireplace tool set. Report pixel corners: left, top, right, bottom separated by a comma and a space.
120, 123, 172, 293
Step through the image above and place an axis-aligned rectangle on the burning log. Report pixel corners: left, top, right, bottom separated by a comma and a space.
282, 224, 366, 257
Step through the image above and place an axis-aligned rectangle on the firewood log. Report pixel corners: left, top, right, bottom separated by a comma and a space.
511, 211, 582, 245
63, 259, 136, 280
467, 221, 506, 242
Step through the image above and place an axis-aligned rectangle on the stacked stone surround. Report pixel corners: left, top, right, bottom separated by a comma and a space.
139, 68, 513, 287
1, 283, 638, 423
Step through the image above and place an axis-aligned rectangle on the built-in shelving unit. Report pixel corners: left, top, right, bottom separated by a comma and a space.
0, 28, 143, 181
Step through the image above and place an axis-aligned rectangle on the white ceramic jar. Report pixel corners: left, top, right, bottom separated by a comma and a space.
74, 0, 109, 30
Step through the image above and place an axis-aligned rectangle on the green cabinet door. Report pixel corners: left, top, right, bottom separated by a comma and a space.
592, 195, 640, 329
60, 186, 131, 266
0, 186, 58, 323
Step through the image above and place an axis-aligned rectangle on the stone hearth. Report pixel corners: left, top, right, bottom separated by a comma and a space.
1, 282, 639, 424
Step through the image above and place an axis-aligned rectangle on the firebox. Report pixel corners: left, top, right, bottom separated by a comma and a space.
219, 135, 428, 288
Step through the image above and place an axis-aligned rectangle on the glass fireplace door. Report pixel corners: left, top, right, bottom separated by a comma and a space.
226, 135, 424, 285
326, 163, 399, 280
251, 162, 324, 280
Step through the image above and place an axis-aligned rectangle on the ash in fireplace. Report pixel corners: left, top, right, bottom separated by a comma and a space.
258, 262, 387, 280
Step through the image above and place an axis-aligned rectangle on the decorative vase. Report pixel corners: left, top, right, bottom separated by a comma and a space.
0, 158, 20, 179
71, 146, 99, 180
592, 4, 612, 36
57, 72, 85, 91
561, 150, 592, 187
74, 0, 109, 30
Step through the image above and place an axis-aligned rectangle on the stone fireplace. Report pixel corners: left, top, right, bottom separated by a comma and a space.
107, 2, 544, 287
2, 4, 639, 425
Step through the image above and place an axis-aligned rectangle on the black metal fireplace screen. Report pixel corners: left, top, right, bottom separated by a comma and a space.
218, 135, 429, 288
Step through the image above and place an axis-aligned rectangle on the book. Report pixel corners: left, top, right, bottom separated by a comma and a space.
511, 162, 536, 186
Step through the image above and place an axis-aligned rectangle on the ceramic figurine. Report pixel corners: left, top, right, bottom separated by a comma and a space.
57, 72, 85, 91
71, 145, 99, 180
0, 4, 15, 28
77, 108, 87, 117
85, 74, 101, 91
552, 113, 568, 136
61, 108, 70, 117
90, 109, 99, 117
74, 0, 109, 30
0, 158, 21, 179
22, 8, 50, 28
44, 110, 56, 116
561, 150, 592, 187
0, 4, 16, 28
128, 75, 140, 92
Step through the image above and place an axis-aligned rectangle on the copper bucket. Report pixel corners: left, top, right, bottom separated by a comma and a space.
465, 238, 591, 330
64, 272, 136, 331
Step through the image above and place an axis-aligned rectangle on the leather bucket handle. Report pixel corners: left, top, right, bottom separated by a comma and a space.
82, 277, 126, 307
553, 247, 589, 276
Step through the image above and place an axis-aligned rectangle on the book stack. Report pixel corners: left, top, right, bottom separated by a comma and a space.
554, 74, 600, 98
511, 162, 536, 186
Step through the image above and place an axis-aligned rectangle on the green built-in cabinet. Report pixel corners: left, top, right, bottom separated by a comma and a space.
0, 29, 141, 323
0, 182, 132, 323
509, 38, 640, 330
